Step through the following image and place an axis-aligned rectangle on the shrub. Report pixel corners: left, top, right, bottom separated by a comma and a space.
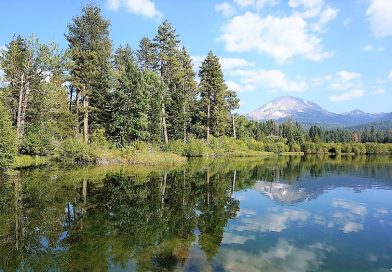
246, 139, 265, 151
290, 143, 301, 152
185, 138, 210, 157
277, 142, 289, 153
130, 141, 150, 152
90, 128, 110, 148
59, 138, 94, 163
163, 140, 187, 155
21, 128, 55, 156
352, 143, 366, 154
303, 142, 316, 154
341, 143, 352, 154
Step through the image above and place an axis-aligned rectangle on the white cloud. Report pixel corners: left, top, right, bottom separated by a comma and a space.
330, 71, 361, 91
216, 2, 236, 17
191, 56, 255, 71
222, 233, 256, 245
362, 44, 384, 52
235, 209, 310, 232
366, 0, 392, 37
234, 0, 278, 10
330, 199, 367, 232
372, 88, 385, 95
218, 12, 333, 63
234, 0, 254, 8
389, 70, 392, 80
337, 71, 360, 82
220, 58, 256, 70
216, 239, 332, 272
227, 80, 256, 92
373, 207, 388, 218
341, 221, 363, 233
229, 69, 309, 92
289, 0, 324, 19
313, 7, 338, 32
106, 0, 162, 19
330, 89, 365, 102
332, 199, 367, 216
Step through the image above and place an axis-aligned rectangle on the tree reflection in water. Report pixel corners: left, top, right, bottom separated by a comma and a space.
0, 155, 391, 271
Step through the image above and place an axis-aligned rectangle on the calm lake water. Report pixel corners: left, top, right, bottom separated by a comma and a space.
1, 155, 392, 271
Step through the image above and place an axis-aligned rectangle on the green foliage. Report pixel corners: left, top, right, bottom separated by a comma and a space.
108, 46, 151, 146
90, 128, 110, 148
290, 143, 301, 152
66, 4, 112, 131
198, 51, 232, 138
59, 138, 94, 163
0, 103, 17, 170
163, 140, 187, 155
185, 138, 210, 157
20, 128, 55, 156
14, 155, 50, 168
245, 139, 265, 151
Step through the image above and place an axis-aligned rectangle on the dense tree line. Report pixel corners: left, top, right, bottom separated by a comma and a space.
0, 5, 238, 166
231, 116, 392, 144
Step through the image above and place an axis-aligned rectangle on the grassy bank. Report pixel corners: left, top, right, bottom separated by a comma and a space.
6, 137, 392, 170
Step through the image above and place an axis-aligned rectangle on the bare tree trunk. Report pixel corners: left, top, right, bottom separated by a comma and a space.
75, 90, 80, 135
82, 179, 87, 212
83, 92, 89, 144
232, 113, 236, 140
183, 102, 187, 143
19, 80, 30, 140
14, 176, 22, 251
206, 168, 210, 208
206, 102, 211, 143
162, 101, 168, 144
16, 73, 25, 139
231, 170, 237, 197
69, 87, 73, 112
182, 170, 186, 206
160, 172, 167, 208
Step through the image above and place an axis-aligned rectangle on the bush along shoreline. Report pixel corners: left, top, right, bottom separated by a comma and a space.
4, 137, 392, 170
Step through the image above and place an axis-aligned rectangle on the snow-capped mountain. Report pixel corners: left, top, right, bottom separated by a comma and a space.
247, 96, 388, 126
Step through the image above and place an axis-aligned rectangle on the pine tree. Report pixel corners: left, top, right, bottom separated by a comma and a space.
153, 20, 181, 144
198, 51, 231, 142
143, 70, 167, 143
108, 45, 150, 146
66, 4, 112, 143
170, 47, 197, 142
137, 37, 158, 72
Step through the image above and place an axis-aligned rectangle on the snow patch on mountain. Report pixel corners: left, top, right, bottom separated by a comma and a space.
246, 96, 389, 126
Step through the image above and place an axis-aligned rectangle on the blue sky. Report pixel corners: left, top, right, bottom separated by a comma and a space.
1, 0, 391, 114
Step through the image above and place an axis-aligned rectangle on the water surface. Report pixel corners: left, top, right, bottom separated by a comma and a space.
0, 155, 391, 271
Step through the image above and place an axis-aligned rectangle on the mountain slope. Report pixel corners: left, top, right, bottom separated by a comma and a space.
247, 96, 389, 126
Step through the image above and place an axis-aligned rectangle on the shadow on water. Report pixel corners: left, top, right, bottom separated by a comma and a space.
0, 155, 391, 271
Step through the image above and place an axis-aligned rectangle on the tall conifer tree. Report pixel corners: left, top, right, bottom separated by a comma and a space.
198, 51, 231, 141
66, 4, 112, 143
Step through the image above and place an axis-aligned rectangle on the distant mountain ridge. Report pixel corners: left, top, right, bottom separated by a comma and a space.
247, 96, 390, 127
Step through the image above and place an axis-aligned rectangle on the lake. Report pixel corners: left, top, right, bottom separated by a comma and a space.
0, 155, 391, 271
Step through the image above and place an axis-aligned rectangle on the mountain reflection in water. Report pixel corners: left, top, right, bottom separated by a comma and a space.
0, 155, 391, 271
